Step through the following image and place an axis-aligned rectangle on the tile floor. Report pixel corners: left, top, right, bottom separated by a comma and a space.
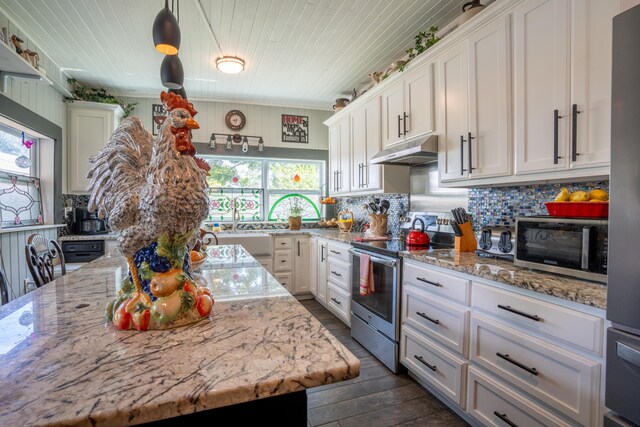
302, 300, 469, 427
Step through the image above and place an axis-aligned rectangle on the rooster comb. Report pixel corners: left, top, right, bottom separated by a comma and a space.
160, 91, 197, 117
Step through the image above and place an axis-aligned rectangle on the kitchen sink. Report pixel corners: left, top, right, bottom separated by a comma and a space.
214, 233, 272, 256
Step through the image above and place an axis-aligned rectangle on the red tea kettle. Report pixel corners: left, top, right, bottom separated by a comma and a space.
406, 218, 430, 246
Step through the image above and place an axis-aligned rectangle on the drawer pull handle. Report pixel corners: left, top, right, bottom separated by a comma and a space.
330, 250, 341, 255
497, 304, 541, 322
331, 297, 342, 305
496, 352, 538, 376
416, 277, 442, 287
416, 311, 440, 325
331, 270, 342, 277
280, 242, 286, 245
493, 411, 518, 427
281, 260, 286, 263
413, 355, 437, 371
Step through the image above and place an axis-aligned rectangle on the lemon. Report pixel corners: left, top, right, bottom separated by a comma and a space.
569, 190, 590, 202
588, 189, 609, 201
554, 188, 570, 202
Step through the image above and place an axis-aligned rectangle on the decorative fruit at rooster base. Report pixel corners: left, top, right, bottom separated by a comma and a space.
554, 188, 570, 202
589, 189, 609, 201
569, 190, 590, 202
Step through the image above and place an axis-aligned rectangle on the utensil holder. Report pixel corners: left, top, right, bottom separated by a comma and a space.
454, 222, 477, 252
369, 214, 388, 237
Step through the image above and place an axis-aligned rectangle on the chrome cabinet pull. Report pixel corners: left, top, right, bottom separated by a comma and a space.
398, 114, 402, 138
494, 411, 518, 427
414, 355, 437, 371
403, 112, 409, 135
460, 135, 467, 175
331, 270, 342, 277
416, 311, 440, 325
416, 277, 442, 287
331, 297, 341, 305
497, 304, 541, 322
468, 132, 475, 171
297, 241, 301, 256
330, 250, 341, 255
571, 103, 581, 162
496, 352, 539, 376
320, 245, 325, 262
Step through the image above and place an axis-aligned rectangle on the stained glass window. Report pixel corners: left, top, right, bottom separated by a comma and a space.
207, 188, 263, 222
0, 173, 44, 228
267, 194, 320, 222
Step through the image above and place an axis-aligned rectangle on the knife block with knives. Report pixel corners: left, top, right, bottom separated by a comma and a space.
451, 207, 477, 253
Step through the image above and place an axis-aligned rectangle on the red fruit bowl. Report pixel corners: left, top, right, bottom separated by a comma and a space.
544, 202, 609, 218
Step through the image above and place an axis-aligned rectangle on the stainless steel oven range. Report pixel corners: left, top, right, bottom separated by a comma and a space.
349, 212, 455, 373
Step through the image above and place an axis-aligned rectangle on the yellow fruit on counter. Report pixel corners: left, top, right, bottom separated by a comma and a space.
589, 199, 608, 203
554, 188, 570, 202
569, 190, 590, 202
588, 189, 609, 201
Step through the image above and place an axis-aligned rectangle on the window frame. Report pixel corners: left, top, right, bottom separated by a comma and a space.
202, 155, 325, 223
0, 123, 40, 178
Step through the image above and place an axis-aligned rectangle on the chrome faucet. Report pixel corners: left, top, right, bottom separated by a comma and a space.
231, 197, 240, 231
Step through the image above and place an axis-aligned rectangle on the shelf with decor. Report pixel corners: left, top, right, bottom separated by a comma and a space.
0, 40, 54, 93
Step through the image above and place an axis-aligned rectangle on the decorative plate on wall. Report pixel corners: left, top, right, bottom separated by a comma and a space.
225, 110, 246, 131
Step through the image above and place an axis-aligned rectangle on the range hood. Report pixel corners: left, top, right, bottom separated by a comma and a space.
370, 134, 438, 166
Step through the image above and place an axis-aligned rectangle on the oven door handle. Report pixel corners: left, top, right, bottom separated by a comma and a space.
349, 249, 397, 267
581, 227, 590, 270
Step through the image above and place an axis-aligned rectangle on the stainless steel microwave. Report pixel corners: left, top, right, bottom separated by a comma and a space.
514, 216, 608, 283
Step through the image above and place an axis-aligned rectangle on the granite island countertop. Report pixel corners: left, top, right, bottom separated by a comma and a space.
0, 245, 359, 426
401, 249, 607, 310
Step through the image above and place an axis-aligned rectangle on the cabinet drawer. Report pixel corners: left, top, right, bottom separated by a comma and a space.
274, 237, 292, 250
274, 250, 292, 272
401, 327, 467, 408
472, 282, 604, 355
470, 314, 600, 426
467, 367, 572, 427
327, 241, 350, 263
328, 258, 350, 290
274, 272, 292, 293
403, 261, 470, 305
402, 284, 469, 357
327, 283, 350, 323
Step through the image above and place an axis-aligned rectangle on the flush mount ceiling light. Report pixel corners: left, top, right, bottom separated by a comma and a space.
161, 55, 184, 89
153, 0, 181, 55
216, 56, 245, 74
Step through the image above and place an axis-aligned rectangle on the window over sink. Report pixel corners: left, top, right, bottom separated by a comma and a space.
202, 156, 324, 223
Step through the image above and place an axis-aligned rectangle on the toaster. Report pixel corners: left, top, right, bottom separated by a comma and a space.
476, 226, 515, 259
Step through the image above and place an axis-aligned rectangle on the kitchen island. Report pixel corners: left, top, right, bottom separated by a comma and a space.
0, 245, 359, 426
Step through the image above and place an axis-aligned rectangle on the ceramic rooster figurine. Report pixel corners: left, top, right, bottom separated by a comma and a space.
87, 91, 213, 331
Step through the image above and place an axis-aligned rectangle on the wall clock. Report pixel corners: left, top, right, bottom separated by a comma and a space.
225, 110, 246, 130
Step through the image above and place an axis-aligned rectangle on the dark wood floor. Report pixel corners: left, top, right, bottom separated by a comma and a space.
301, 300, 469, 427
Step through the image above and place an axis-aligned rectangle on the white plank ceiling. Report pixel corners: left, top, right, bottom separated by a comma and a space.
0, 0, 467, 109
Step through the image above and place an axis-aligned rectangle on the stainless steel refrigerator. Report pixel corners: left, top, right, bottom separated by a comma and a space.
606, 4, 640, 426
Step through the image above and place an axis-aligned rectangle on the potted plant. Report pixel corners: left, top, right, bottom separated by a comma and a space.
65, 78, 137, 117
287, 197, 303, 230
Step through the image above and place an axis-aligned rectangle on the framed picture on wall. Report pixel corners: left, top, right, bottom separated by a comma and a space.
282, 114, 309, 143
152, 104, 167, 136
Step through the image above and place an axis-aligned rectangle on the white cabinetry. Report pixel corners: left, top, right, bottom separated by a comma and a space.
328, 116, 351, 195
67, 101, 123, 194
316, 238, 329, 304
325, 241, 351, 326
381, 62, 434, 148
514, 0, 619, 175
272, 235, 311, 295
350, 97, 382, 191
439, 15, 511, 183
293, 236, 310, 294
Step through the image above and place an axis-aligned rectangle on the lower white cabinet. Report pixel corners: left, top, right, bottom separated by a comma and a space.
271, 236, 311, 295
310, 238, 318, 297
327, 283, 350, 325
324, 240, 352, 326
274, 272, 292, 293
467, 367, 573, 427
293, 236, 310, 294
316, 239, 329, 304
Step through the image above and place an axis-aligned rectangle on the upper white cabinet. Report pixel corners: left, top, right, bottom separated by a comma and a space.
381, 62, 434, 148
328, 116, 350, 194
350, 97, 381, 190
439, 15, 512, 183
67, 101, 123, 194
438, 43, 470, 182
514, 0, 619, 175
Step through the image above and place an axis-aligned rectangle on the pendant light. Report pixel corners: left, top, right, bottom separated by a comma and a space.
153, 0, 181, 55
169, 86, 187, 99
161, 55, 184, 89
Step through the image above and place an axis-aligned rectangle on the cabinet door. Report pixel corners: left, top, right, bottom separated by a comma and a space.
438, 43, 470, 182
350, 107, 367, 191
380, 80, 405, 148
404, 62, 434, 139
317, 240, 328, 304
294, 237, 310, 294
570, 0, 620, 168
468, 15, 512, 179
328, 124, 340, 194
68, 108, 113, 193
310, 238, 318, 296
363, 97, 382, 190
337, 116, 351, 193
514, 0, 570, 174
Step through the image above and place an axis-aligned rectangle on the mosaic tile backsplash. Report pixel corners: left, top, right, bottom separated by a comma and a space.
335, 194, 408, 236
468, 180, 609, 230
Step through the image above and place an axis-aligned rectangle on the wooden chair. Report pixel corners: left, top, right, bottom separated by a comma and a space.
25, 234, 66, 288
0, 252, 8, 305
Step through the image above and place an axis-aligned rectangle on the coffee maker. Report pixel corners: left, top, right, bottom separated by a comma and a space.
72, 207, 108, 235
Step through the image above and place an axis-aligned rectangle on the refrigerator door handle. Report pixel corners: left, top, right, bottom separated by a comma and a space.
581, 227, 590, 270
618, 342, 640, 367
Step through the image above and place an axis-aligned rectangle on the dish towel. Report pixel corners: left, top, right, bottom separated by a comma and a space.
359, 254, 375, 296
